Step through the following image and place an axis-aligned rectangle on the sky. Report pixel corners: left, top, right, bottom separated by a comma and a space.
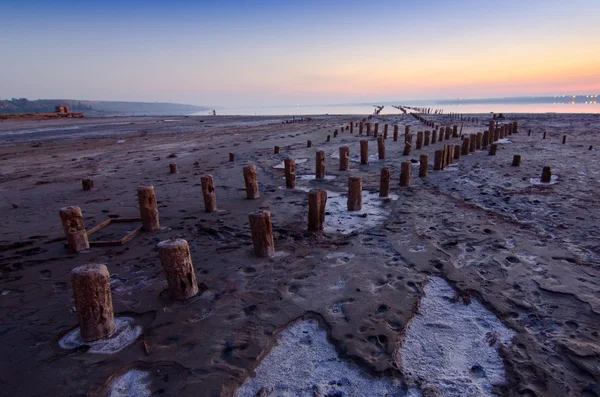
1, 0, 599, 107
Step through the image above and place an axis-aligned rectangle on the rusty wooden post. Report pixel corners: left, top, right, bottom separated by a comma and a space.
316, 150, 325, 179
157, 239, 199, 300
59, 206, 89, 253
82, 179, 94, 191
541, 167, 552, 183
339, 146, 350, 171
379, 168, 391, 197
360, 140, 369, 165
512, 155, 521, 167
248, 210, 275, 257
489, 144, 498, 155
377, 136, 386, 159
169, 163, 178, 174
284, 158, 296, 189
403, 134, 412, 156
243, 165, 260, 199
399, 162, 411, 186
308, 189, 327, 231
201, 175, 217, 212
229, 152, 235, 162
347, 176, 362, 211
454, 144, 461, 160
424, 131, 431, 146
71, 264, 114, 341
138, 185, 160, 231
416, 131, 424, 149
274, 146, 280, 154
393, 125, 399, 141
419, 155, 428, 177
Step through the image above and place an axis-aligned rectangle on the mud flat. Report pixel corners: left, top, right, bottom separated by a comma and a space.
0, 112, 599, 396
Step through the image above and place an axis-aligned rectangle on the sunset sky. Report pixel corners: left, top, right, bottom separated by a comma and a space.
1, 0, 599, 107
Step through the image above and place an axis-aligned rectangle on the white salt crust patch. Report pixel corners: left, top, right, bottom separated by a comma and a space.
397, 277, 515, 397
236, 319, 421, 397
273, 158, 308, 169
59, 317, 142, 354
530, 175, 558, 185
297, 174, 337, 181
496, 138, 512, 144
324, 191, 398, 235
108, 368, 152, 397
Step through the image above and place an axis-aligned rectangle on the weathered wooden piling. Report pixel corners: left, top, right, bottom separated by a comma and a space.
489, 120, 496, 136
424, 131, 431, 146
315, 150, 326, 179
433, 149, 443, 170
543, 131, 547, 139
452, 125, 458, 137
512, 155, 521, 167
513, 121, 518, 133
334, 130, 338, 138
359, 121, 364, 135
308, 189, 327, 231
350, 122, 354, 133
405, 125, 410, 136
374, 123, 379, 137
60, 206, 89, 252
71, 264, 115, 341
431, 129, 438, 144
366, 123, 371, 136
82, 179, 94, 191
326, 135, 331, 142
476, 132, 483, 150
393, 125, 399, 141
461, 138, 470, 155
157, 239, 199, 300
377, 137, 386, 159
399, 162, 411, 186
384, 124, 389, 139
454, 144, 461, 160
339, 146, 350, 171
416, 131, 424, 150
419, 155, 428, 177
284, 158, 296, 188
248, 210, 275, 257
243, 165, 260, 199
229, 152, 235, 162
360, 140, 369, 165
447, 145, 455, 165
403, 134, 412, 156
439, 127, 445, 142
379, 168, 391, 197
274, 146, 280, 154
445, 127, 451, 140
482, 131, 490, 148
562, 135, 567, 144
489, 144, 498, 155
137, 185, 160, 231
169, 163, 178, 174
307, 140, 312, 147
200, 175, 217, 212
541, 166, 552, 183
347, 176, 362, 211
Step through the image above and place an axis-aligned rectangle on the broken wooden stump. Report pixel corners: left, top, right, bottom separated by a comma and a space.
452, 125, 458, 137
157, 239, 199, 300
274, 146, 280, 154
284, 158, 296, 189
307, 140, 312, 148
461, 138, 470, 155
229, 152, 235, 162
416, 131, 424, 150
562, 135, 567, 144
347, 176, 362, 211
379, 167, 391, 197
339, 146, 350, 171
71, 263, 115, 341
366, 123, 371, 136
512, 155, 521, 167
377, 136, 386, 160
243, 165, 260, 199
360, 140, 369, 165
424, 131, 431, 146
431, 129, 438, 144
326, 135, 331, 142
248, 210, 275, 257
82, 179, 94, 191
403, 134, 412, 156
399, 162, 411, 186
201, 175, 217, 212
447, 145, 455, 165
374, 123, 379, 137
60, 206, 89, 252
169, 163, 178, 174
419, 155, 428, 177
543, 131, 547, 140
541, 166, 552, 183
307, 189, 327, 232
469, 134, 477, 152
315, 150, 325, 179
454, 144, 461, 160
383, 124, 389, 139
137, 185, 160, 231
482, 131, 490, 148
434, 150, 443, 170
489, 143, 498, 155
393, 125, 399, 141
359, 121, 364, 135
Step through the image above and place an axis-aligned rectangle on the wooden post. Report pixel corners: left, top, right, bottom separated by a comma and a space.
200, 175, 217, 212
416, 131, 424, 149
562, 135, 567, 144
494, 127, 500, 142
248, 210, 275, 257
513, 121, 518, 133
419, 155, 428, 177
489, 120, 496, 136
445, 127, 451, 140
424, 131, 431, 146
469, 134, 476, 152
229, 152, 235, 162
169, 163, 178, 174
366, 123, 371, 136
379, 168, 391, 197
403, 134, 412, 156
384, 124, 389, 139
405, 125, 410, 136
439, 127, 444, 142
393, 125, 399, 141
243, 165, 260, 199
307, 189, 327, 231
461, 138, 470, 155
350, 122, 354, 134
339, 146, 350, 170
489, 144, 498, 155
454, 144, 461, 160
71, 264, 115, 341
82, 179, 94, 191
447, 145, 455, 165
541, 166, 552, 183
359, 122, 364, 135
137, 185, 160, 231
347, 176, 362, 211
400, 162, 411, 186
326, 135, 331, 142
334, 130, 338, 138
374, 123, 379, 137
284, 158, 296, 189
476, 132, 483, 150
360, 140, 369, 165
59, 206, 89, 252
307, 140, 312, 147
316, 150, 325, 179
512, 155, 521, 167
274, 146, 280, 154
482, 131, 490, 148
377, 136, 386, 159
431, 129, 438, 144
157, 239, 199, 300
453, 125, 458, 137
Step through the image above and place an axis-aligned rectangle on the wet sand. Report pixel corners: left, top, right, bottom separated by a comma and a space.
0, 112, 599, 396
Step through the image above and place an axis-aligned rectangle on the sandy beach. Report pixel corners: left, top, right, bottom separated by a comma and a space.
1, 112, 599, 397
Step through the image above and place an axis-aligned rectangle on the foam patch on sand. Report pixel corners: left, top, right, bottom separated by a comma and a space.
59, 317, 142, 354
530, 175, 558, 185
397, 277, 515, 396
324, 191, 398, 235
107, 368, 152, 397
297, 174, 337, 181
273, 158, 308, 169
236, 319, 420, 397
